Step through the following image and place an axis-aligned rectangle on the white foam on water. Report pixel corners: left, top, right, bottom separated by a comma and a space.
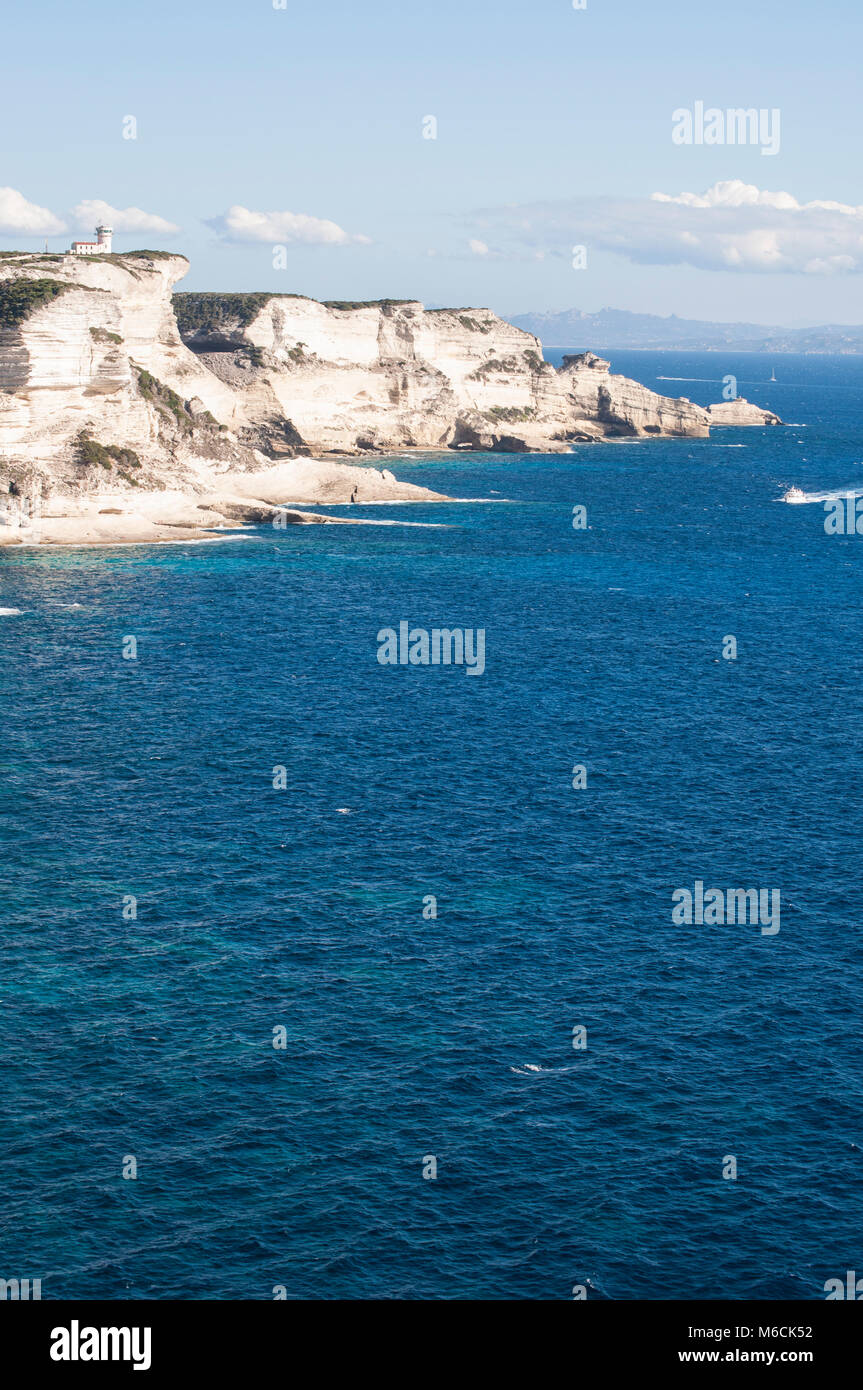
0, 607, 22, 616
18, 533, 263, 552
342, 497, 512, 506
510, 1062, 580, 1075
783, 484, 863, 505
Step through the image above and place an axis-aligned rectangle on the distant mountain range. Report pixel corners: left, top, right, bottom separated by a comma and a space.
508, 307, 863, 355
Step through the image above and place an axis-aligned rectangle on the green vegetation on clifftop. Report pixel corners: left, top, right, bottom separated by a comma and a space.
0, 278, 71, 328
322, 299, 415, 311
174, 292, 305, 336
173, 292, 418, 337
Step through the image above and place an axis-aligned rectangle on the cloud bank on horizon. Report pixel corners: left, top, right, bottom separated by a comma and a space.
3, 181, 862, 280
0, 189, 179, 238
0, 189, 366, 250
473, 181, 863, 275
205, 205, 370, 247
72, 200, 180, 236
0, 187, 67, 237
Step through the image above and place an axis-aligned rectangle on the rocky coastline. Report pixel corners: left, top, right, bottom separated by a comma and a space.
0, 251, 781, 547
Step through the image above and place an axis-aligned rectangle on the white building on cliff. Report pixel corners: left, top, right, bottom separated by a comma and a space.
70, 225, 113, 256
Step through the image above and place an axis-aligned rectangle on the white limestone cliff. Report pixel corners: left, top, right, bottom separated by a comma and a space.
0, 251, 781, 545
0, 252, 442, 543
707, 399, 782, 427
176, 295, 780, 454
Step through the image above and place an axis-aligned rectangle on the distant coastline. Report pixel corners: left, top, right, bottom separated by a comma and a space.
510, 307, 863, 356
541, 345, 863, 356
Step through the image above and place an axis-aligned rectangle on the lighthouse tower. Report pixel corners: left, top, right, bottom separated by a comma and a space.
70, 225, 114, 256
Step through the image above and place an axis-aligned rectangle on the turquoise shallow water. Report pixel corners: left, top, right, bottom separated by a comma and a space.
1, 351, 862, 1299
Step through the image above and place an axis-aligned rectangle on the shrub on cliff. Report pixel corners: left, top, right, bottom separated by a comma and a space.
322, 299, 414, 311
90, 326, 123, 345
523, 349, 550, 373
76, 431, 142, 472
0, 278, 70, 329
135, 368, 194, 433
467, 358, 516, 379
485, 406, 537, 423
458, 315, 493, 334
173, 292, 303, 337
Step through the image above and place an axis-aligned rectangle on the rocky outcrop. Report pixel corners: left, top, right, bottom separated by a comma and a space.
174, 294, 780, 454
707, 400, 782, 427
0, 252, 253, 491
0, 253, 443, 540
556, 352, 711, 439
0, 251, 782, 545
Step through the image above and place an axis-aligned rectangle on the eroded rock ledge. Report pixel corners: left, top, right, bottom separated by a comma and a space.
173, 294, 779, 454
0, 251, 781, 544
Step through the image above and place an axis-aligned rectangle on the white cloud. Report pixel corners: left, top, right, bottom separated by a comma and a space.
0, 187, 66, 236
72, 200, 180, 235
469, 238, 490, 256
208, 205, 370, 246
651, 180, 862, 215
473, 181, 863, 275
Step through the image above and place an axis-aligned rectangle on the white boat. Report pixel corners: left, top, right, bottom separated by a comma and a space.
770, 367, 777, 382
783, 486, 806, 503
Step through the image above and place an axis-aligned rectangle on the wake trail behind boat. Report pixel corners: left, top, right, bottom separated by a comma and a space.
783, 483, 863, 504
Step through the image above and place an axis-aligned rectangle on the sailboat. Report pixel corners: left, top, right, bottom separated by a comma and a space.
770, 366, 777, 382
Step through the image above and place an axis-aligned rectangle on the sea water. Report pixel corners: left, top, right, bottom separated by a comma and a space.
1, 351, 861, 1299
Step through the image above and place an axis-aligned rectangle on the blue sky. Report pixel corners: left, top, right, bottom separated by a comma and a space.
2, 0, 862, 325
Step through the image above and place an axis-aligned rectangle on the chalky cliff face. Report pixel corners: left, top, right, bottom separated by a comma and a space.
0, 251, 780, 520
174, 293, 731, 454
0, 251, 248, 498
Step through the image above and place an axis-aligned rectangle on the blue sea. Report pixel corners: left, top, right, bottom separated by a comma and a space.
2, 351, 862, 1300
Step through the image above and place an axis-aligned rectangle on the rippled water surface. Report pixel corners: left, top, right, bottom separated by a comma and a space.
2, 352, 862, 1298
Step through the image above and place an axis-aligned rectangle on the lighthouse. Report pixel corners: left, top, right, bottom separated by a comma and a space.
70, 224, 114, 256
